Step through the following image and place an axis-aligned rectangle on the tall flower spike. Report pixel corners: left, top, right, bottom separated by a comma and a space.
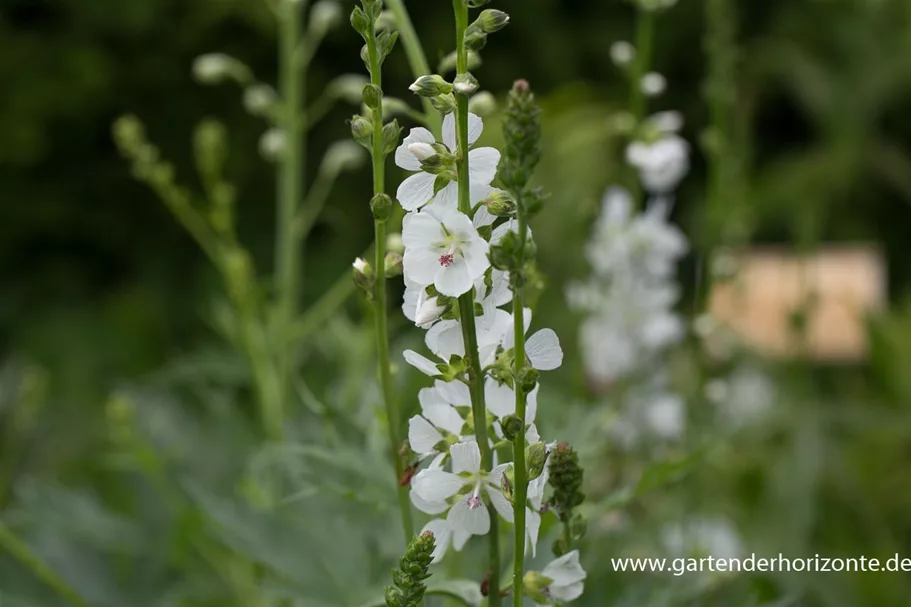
385, 532, 436, 607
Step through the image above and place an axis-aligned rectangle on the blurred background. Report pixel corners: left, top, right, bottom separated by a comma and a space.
4, 0, 911, 605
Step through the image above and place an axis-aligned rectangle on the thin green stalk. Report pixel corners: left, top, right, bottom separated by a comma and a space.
274, 0, 306, 437
452, 2, 500, 604
511, 200, 528, 606
627, 8, 655, 205
366, 15, 414, 544
385, 0, 442, 136
0, 521, 91, 607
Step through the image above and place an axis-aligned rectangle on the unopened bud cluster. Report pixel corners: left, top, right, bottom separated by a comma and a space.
384, 532, 435, 607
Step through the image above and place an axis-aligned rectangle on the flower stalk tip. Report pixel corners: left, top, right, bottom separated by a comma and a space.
384, 532, 436, 607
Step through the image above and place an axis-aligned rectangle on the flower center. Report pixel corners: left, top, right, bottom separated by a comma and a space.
439, 253, 455, 267
467, 495, 482, 510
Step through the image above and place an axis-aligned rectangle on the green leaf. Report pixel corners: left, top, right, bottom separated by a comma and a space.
356, 579, 483, 607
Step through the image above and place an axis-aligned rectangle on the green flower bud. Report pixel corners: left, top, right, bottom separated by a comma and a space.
350, 114, 373, 147
376, 30, 399, 63
482, 189, 516, 218
464, 25, 488, 52
522, 571, 553, 604
363, 83, 383, 110
259, 128, 287, 162
501, 79, 542, 193
384, 251, 403, 277
242, 84, 278, 118
517, 367, 539, 393
429, 94, 457, 115
453, 72, 479, 96
489, 229, 519, 271
500, 463, 515, 504
525, 441, 549, 481
349, 6, 370, 38
192, 53, 252, 85
353, 257, 375, 296
474, 9, 510, 33
371, 192, 393, 221
409, 74, 453, 97
385, 532, 435, 607
547, 442, 585, 522
500, 414, 524, 442
382, 119, 403, 155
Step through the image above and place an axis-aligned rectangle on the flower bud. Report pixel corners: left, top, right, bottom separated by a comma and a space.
242, 84, 278, 118
482, 189, 516, 218
610, 41, 636, 67
349, 114, 372, 147
387, 232, 404, 254
453, 72, 479, 96
407, 142, 437, 162
309, 0, 343, 38
193, 53, 251, 85
468, 91, 497, 116
329, 74, 370, 104
641, 72, 667, 97
500, 414, 524, 442
474, 9, 510, 33
429, 94, 457, 115
349, 5, 370, 38
522, 571, 553, 605
385, 532, 435, 607
362, 83, 382, 110
384, 251, 403, 277
547, 443, 585, 521
517, 367, 539, 393
409, 74, 452, 97
500, 463, 515, 504
415, 296, 447, 327
382, 119, 403, 155
525, 441, 549, 481
370, 192, 393, 221
463, 25, 488, 52
259, 128, 287, 161
352, 257, 375, 293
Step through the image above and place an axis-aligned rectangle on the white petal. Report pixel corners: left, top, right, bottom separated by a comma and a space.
435, 257, 473, 297
442, 112, 457, 151
452, 527, 472, 551
403, 350, 441, 376
434, 380, 471, 407
412, 468, 464, 503
542, 550, 587, 586
468, 147, 501, 186
486, 486, 514, 523
448, 496, 490, 536
473, 205, 497, 229
430, 180, 459, 212
525, 384, 539, 424
418, 386, 447, 410
396, 171, 437, 211
411, 490, 450, 516
403, 248, 440, 286
470, 181, 494, 206
526, 329, 563, 371
501, 307, 532, 352
426, 319, 465, 359
525, 423, 540, 444
461, 235, 491, 280
402, 281, 422, 323
450, 441, 481, 474
527, 467, 548, 509
484, 378, 515, 418
421, 518, 452, 563
409, 415, 444, 454
525, 508, 541, 558
466, 112, 484, 146
395, 127, 435, 171
402, 210, 444, 249
551, 581, 584, 602
423, 403, 465, 436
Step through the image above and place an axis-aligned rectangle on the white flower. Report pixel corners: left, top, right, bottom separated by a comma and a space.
411, 442, 513, 537
408, 384, 467, 459
402, 206, 490, 297
535, 550, 587, 605
643, 393, 686, 440
626, 134, 690, 193
641, 72, 667, 96
352, 257, 369, 274
394, 113, 500, 212
501, 309, 563, 371
610, 41, 635, 66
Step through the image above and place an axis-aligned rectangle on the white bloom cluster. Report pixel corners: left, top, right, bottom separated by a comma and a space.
567, 186, 687, 387
395, 112, 567, 564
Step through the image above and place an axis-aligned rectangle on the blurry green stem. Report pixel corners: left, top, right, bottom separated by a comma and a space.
274, 0, 306, 438
0, 521, 91, 607
453, 2, 500, 605
385, 0, 442, 136
511, 200, 528, 607
366, 14, 414, 544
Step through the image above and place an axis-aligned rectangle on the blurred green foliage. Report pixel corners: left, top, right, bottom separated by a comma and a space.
4, 0, 911, 606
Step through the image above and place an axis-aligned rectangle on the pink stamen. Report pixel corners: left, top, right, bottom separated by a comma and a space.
439, 253, 455, 267
467, 495, 482, 510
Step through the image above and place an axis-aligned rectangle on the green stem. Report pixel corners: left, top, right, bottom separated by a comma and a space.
366, 14, 414, 544
511, 198, 529, 606
453, 2, 500, 604
274, 0, 306, 437
627, 8, 655, 206
385, 0, 442, 137
0, 521, 91, 607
